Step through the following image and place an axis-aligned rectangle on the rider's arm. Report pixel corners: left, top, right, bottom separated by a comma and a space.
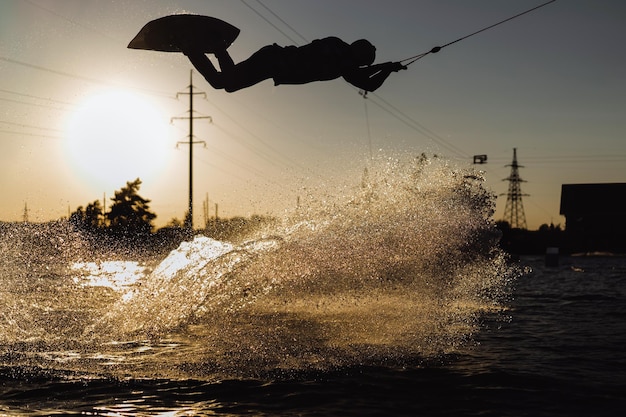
342, 62, 406, 92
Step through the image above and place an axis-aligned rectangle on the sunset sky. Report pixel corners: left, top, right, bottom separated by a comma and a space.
1, 0, 625, 229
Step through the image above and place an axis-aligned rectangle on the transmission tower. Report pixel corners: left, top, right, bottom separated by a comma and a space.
501, 148, 529, 229
23, 202, 29, 223
172, 70, 211, 230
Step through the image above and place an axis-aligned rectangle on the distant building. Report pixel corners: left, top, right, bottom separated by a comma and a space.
560, 183, 626, 252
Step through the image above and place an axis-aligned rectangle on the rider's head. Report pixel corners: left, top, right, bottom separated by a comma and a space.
350, 39, 376, 66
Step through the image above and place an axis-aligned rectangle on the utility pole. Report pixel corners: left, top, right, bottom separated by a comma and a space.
203, 193, 209, 229
172, 70, 211, 230
23, 202, 29, 223
501, 148, 529, 229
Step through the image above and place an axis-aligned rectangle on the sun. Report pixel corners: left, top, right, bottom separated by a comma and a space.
65, 90, 171, 190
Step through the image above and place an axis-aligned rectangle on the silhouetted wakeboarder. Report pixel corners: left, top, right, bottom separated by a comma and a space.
128, 14, 406, 93
184, 37, 406, 93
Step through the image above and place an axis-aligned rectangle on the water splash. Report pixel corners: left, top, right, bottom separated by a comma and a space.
1, 155, 519, 379
94, 236, 281, 335
71, 261, 147, 291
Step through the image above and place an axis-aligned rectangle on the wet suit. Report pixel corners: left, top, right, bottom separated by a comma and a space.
184, 37, 406, 93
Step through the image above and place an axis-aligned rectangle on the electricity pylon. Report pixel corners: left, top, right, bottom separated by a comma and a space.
172, 70, 211, 230
502, 148, 529, 229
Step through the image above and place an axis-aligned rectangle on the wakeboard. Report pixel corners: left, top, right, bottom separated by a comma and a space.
128, 14, 240, 53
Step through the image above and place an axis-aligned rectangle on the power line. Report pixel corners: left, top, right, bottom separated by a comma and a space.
526, 155, 626, 163
203, 96, 310, 173
240, 0, 303, 45
24, 0, 124, 44
0, 56, 114, 86
241, 2, 462, 161
0, 41, 309, 191
193, 148, 284, 189
401, 0, 558, 65
0, 56, 174, 99
0, 88, 75, 107
219, 102, 332, 168
0, 120, 63, 133
191, 152, 249, 184
366, 93, 469, 158
488, 155, 626, 164
0, 129, 63, 140
198, 135, 272, 179
210, 123, 295, 172
253, 0, 309, 44
0, 96, 71, 112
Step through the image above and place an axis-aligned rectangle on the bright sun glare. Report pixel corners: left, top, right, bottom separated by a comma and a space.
65, 90, 171, 189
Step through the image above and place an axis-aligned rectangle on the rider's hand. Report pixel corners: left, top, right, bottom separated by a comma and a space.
391, 62, 407, 72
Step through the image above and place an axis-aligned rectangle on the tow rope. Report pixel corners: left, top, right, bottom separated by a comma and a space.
400, 0, 557, 66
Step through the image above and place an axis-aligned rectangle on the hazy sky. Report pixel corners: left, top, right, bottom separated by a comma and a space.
1, 0, 625, 229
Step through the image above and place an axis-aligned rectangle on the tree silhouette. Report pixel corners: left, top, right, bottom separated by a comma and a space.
69, 206, 86, 230
85, 200, 104, 229
69, 200, 104, 232
107, 178, 156, 238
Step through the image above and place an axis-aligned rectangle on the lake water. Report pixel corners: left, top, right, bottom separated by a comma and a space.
1, 158, 624, 416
